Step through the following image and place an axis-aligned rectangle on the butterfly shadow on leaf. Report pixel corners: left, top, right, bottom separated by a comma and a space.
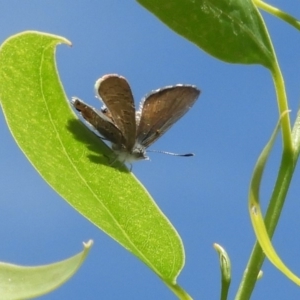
66, 118, 130, 173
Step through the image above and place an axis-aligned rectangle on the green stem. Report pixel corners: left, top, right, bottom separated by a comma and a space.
235, 150, 295, 300
270, 63, 292, 151
164, 282, 193, 300
254, 0, 300, 31
220, 277, 230, 300
235, 59, 294, 298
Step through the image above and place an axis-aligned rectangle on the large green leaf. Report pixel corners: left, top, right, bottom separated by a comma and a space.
0, 241, 92, 300
0, 31, 184, 284
137, 0, 275, 69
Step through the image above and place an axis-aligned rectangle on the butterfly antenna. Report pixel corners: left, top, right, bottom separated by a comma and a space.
148, 150, 194, 157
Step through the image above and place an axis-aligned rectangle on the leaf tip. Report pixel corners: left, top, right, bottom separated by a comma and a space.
83, 240, 94, 249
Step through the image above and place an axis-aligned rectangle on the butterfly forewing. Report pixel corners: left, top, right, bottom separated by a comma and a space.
95, 75, 136, 151
72, 98, 125, 146
136, 86, 200, 148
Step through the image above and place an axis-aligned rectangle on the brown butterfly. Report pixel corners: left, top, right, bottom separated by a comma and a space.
72, 74, 200, 163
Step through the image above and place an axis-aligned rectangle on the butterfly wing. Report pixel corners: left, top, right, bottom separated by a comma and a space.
95, 74, 136, 152
72, 98, 125, 146
136, 85, 200, 148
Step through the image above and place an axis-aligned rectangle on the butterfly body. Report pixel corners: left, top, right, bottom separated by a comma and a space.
72, 74, 200, 164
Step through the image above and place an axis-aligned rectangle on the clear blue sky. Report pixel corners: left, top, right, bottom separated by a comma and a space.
0, 1, 300, 299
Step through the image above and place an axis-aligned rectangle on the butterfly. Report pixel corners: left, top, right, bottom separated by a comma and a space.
72, 74, 200, 164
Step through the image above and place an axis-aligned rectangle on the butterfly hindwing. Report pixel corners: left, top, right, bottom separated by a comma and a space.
72, 98, 125, 146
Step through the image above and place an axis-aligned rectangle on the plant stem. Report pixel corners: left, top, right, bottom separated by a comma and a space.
235, 54, 295, 298
165, 282, 193, 300
270, 63, 292, 151
254, 0, 300, 31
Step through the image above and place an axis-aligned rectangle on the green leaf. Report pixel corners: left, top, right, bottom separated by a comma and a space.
0, 241, 92, 300
0, 31, 184, 285
249, 111, 300, 285
137, 0, 275, 69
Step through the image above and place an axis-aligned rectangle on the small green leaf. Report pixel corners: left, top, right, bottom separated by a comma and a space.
137, 0, 275, 69
257, 270, 263, 280
213, 243, 231, 300
292, 107, 300, 157
0, 241, 92, 300
0, 31, 184, 285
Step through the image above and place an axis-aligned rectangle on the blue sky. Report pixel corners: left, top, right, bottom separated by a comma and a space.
0, 1, 300, 299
